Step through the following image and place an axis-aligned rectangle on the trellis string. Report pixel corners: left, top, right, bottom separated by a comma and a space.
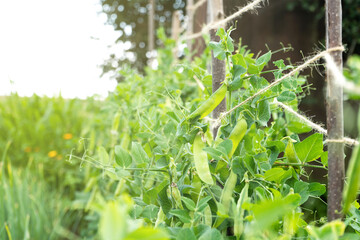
275, 99, 358, 146
183, 0, 265, 41
217, 46, 345, 123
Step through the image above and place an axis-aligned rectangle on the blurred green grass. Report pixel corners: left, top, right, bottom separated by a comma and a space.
0, 93, 114, 238
0, 160, 65, 239
0, 94, 112, 185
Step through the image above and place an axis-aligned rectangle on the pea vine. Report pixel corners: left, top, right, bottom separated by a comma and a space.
78, 28, 360, 239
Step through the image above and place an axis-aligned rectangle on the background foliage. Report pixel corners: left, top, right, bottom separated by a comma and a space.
99, 0, 360, 78
2, 1, 360, 239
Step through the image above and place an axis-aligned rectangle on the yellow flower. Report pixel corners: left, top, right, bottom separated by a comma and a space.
48, 150, 58, 158
63, 133, 73, 140
24, 147, 32, 153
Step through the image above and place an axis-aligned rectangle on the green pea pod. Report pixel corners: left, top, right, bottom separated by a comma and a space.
203, 204, 212, 226
228, 117, 247, 158
285, 140, 297, 162
114, 179, 126, 197
111, 111, 121, 133
84, 176, 97, 192
171, 183, 184, 209
193, 134, 214, 185
284, 139, 300, 172
214, 170, 238, 227
120, 132, 130, 149
85, 187, 97, 211
188, 84, 227, 121
155, 207, 166, 228
343, 144, 360, 214
144, 172, 156, 190
234, 175, 249, 239
221, 170, 237, 213
170, 157, 178, 182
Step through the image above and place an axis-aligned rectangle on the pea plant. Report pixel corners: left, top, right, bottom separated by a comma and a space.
75, 27, 360, 240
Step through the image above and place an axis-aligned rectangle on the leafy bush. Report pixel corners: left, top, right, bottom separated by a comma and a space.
73, 28, 360, 239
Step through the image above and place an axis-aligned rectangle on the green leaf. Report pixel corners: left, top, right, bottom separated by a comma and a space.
125, 227, 169, 240
283, 77, 298, 89
308, 182, 326, 197
217, 139, 233, 157
256, 51, 272, 66
340, 233, 360, 240
321, 151, 328, 167
294, 181, 309, 204
197, 196, 212, 212
136, 132, 153, 139
157, 185, 172, 214
142, 205, 159, 220
248, 63, 260, 75
203, 147, 222, 161
181, 197, 196, 211
131, 205, 143, 218
248, 51, 272, 74
232, 54, 247, 68
131, 142, 149, 164
251, 194, 301, 231
169, 209, 192, 223
266, 140, 286, 153
273, 59, 286, 69
166, 111, 180, 123
232, 156, 246, 177
229, 65, 246, 91
192, 225, 211, 238
254, 152, 271, 171
209, 42, 226, 60
264, 168, 292, 184
243, 155, 256, 176
226, 36, 234, 53
98, 146, 109, 165
216, 28, 226, 39
198, 229, 223, 240
249, 76, 269, 91
306, 220, 345, 239
257, 100, 271, 126
176, 228, 196, 240
286, 112, 312, 134
115, 145, 132, 167
277, 91, 296, 102
156, 156, 169, 169
294, 133, 323, 162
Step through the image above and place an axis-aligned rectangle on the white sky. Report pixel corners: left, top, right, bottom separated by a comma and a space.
0, 0, 120, 99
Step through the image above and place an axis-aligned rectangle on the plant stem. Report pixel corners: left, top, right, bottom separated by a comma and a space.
125, 168, 168, 173
273, 162, 327, 170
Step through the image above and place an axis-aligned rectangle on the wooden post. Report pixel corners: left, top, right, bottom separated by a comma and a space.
171, 11, 181, 58
187, 0, 194, 54
326, 0, 344, 220
148, 0, 155, 56
171, 11, 181, 42
208, 0, 226, 138
192, 0, 207, 58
